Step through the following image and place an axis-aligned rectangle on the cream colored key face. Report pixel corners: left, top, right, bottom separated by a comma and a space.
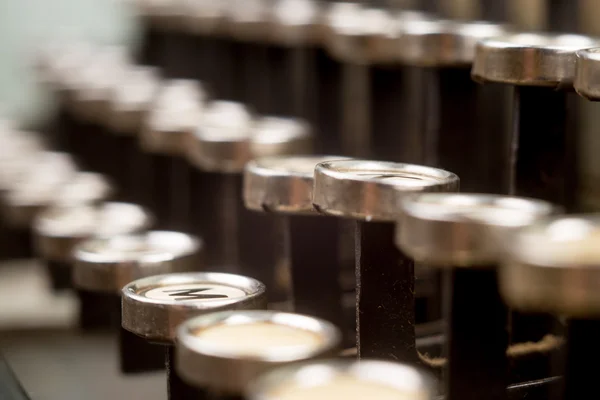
250, 360, 434, 400
143, 283, 247, 303
188, 322, 323, 357
272, 376, 427, 400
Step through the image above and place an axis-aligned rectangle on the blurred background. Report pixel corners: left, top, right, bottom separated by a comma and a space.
0, 0, 134, 129
0, 3, 161, 399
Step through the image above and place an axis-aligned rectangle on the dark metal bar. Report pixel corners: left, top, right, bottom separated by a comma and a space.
314, 47, 344, 154
119, 327, 165, 374
51, 105, 77, 153
107, 135, 140, 203
7, 229, 34, 261
45, 260, 72, 291
190, 171, 241, 270
445, 268, 508, 400
507, 377, 562, 400
160, 30, 200, 79
434, 67, 509, 192
146, 154, 191, 231
238, 187, 288, 305
239, 42, 272, 114
547, 0, 579, 32
355, 220, 417, 362
563, 318, 600, 399
205, 38, 238, 101
165, 345, 208, 399
370, 65, 425, 163
479, 0, 507, 22
511, 86, 576, 210
266, 45, 301, 117
136, 23, 164, 67
287, 215, 345, 328
147, 154, 173, 229
77, 291, 121, 331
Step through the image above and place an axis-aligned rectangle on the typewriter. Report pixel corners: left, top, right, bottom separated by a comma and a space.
1, 0, 600, 399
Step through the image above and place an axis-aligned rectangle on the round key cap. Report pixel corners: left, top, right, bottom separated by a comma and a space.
247, 359, 436, 400
106, 65, 161, 204
188, 105, 312, 308
121, 271, 267, 399
140, 79, 205, 231
50, 172, 113, 207
176, 310, 342, 397
1, 152, 77, 258
73, 230, 202, 374
500, 214, 600, 399
472, 33, 600, 211
34, 201, 152, 293
244, 155, 352, 342
313, 159, 458, 362
397, 19, 508, 192
397, 193, 556, 399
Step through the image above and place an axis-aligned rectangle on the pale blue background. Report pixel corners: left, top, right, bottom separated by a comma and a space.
0, 0, 137, 126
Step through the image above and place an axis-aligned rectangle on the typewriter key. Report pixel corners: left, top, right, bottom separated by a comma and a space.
106, 65, 161, 204
140, 79, 205, 231
473, 33, 600, 345
34, 202, 152, 307
398, 193, 556, 400
0, 132, 46, 260
1, 152, 77, 259
73, 230, 202, 373
244, 155, 349, 335
67, 47, 130, 174
397, 19, 509, 192
188, 107, 312, 304
500, 215, 600, 399
247, 358, 437, 400
187, 101, 254, 269
121, 272, 267, 399
472, 33, 600, 210
176, 310, 342, 398
313, 159, 459, 361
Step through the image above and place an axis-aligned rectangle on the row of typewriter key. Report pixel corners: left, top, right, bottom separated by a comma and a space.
6, 0, 600, 399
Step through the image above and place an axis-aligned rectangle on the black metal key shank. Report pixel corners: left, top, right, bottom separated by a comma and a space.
500, 215, 600, 399
398, 193, 556, 400
73, 231, 202, 373
121, 272, 267, 399
313, 159, 459, 362
243, 155, 350, 339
